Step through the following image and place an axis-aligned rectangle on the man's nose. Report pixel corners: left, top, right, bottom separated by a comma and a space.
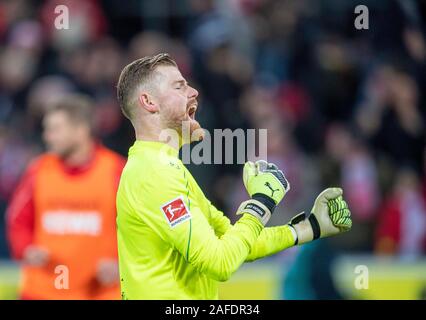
188, 86, 199, 99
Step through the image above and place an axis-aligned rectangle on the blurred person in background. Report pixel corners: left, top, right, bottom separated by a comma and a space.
5, 94, 125, 299
323, 123, 380, 251
356, 63, 425, 174
231, 82, 321, 234
375, 168, 426, 260
0, 124, 40, 256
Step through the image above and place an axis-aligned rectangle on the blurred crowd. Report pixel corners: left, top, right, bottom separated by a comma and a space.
0, 0, 425, 259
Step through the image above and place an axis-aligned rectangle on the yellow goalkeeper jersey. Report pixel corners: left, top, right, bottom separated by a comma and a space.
116, 140, 296, 299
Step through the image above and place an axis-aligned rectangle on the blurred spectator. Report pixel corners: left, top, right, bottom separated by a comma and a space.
230, 87, 320, 228
0, 46, 39, 101
40, 0, 107, 51
323, 123, 380, 251
0, 125, 39, 256
5, 95, 125, 299
26, 75, 75, 139
356, 64, 425, 173
129, 31, 170, 61
375, 168, 426, 260
325, 123, 379, 222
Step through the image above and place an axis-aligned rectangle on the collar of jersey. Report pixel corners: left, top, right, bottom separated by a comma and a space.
130, 140, 179, 158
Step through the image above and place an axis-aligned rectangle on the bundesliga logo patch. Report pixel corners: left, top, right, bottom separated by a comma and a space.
161, 196, 191, 227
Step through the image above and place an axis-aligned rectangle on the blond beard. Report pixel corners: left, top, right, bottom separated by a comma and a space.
162, 118, 203, 144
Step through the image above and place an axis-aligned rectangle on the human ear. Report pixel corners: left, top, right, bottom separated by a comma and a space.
138, 93, 159, 113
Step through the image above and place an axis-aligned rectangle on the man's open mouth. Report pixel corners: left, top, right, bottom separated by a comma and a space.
187, 104, 197, 120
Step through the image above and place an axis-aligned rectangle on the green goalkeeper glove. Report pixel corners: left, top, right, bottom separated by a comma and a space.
288, 187, 352, 244
237, 160, 290, 225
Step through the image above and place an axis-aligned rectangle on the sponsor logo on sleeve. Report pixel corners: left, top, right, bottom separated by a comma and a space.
161, 196, 191, 227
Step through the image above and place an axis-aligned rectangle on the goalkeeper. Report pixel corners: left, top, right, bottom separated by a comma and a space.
115, 53, 352, 300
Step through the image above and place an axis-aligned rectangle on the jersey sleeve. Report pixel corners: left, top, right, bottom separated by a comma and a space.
129, 166, 264, 282
245, 225, 296, 261
5, 161, 37, 260
207, 199, 232, 237
208, 202, 296, 262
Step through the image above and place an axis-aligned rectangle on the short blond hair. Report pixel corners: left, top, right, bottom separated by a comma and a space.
116, 53, 177, 120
